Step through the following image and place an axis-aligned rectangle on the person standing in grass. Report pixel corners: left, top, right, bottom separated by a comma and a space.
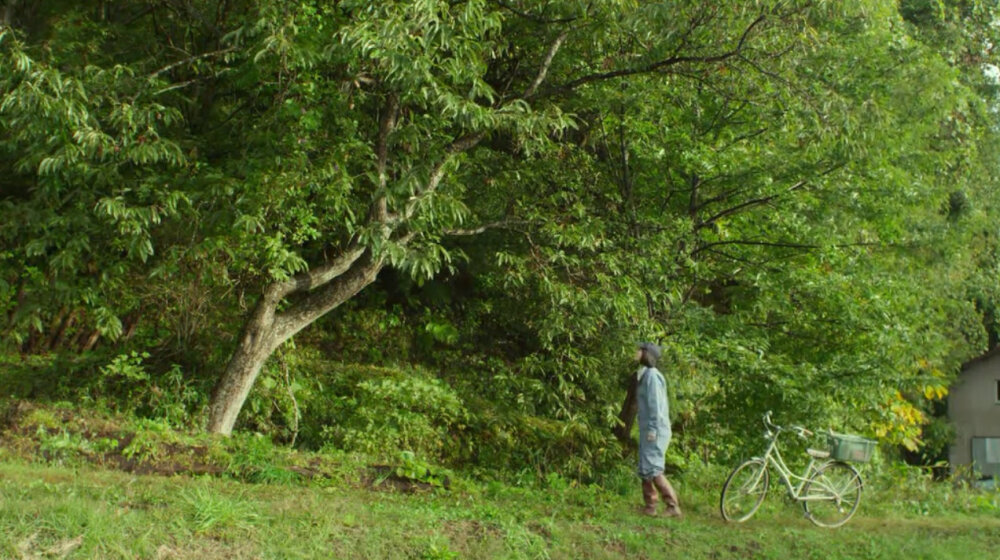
635, 342, 682, 517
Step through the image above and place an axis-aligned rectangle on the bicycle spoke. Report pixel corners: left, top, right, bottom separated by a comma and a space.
802, 462, 862, 528
720, 459, 769, 523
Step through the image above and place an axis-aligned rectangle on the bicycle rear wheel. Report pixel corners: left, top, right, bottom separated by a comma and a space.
720, 459, 769, 522
801, 461, 862, 528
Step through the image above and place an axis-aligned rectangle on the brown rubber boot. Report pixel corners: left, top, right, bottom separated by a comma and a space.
639, 479, 658, 516
652, 474, 682, 518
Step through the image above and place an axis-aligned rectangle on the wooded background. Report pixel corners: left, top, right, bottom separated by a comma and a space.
3, 0, 1000, 479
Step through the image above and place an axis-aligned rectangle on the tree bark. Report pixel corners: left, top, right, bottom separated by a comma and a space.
205, 88, 491, 435
206, 252, 384, 435
3, 0, 17, 27
205, 287, 283, 435
46, 309, 77, 351
80, 329, 101, 352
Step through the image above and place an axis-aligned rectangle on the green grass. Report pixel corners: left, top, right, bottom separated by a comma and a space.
2, 402, 999, 558
2, 458, 1000, 559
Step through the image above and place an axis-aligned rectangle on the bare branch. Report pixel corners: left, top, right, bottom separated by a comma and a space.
552, 14, 767, 93
695, 180, 805, 230
399, 131, 486, 222
524, 30, 569, 99
153, 78, 201, 96
691, 239, 889, 257
395, 230, 418, 246
273, 245, 367, 298
695, 162, 846, 215
274, 252, 385, 341
444, 219, 526, 237
494, 1, 581, 24
372, 94, 399, 223
714, 126, 768, 153
690, 239, 818, 256
694, 183, 752, 210
147, 47, 236, 79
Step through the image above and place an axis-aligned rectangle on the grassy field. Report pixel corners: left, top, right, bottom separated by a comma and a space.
1, 402, 998, 559
3, 457, 1000, 560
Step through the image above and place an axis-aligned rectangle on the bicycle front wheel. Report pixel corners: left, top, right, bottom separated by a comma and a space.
801, 461, 862, 528
720, 459, 769, 522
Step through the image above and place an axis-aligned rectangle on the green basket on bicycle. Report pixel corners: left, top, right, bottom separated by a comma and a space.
827, 432, 877, 463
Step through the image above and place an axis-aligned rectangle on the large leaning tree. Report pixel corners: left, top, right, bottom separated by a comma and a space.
202, 1, 804, 434
2, 1, 803, 434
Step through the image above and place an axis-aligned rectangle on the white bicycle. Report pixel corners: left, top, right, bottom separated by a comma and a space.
719, 411, 874, 528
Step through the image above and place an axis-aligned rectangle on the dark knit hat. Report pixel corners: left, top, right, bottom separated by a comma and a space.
638, 342, 661, 366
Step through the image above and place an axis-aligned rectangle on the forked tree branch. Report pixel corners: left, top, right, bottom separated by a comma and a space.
273, 245, 367, 298
398, 131, 487, 224
695, 180, 806, 230
552, 14, 767, 93
274, 251, 385, 341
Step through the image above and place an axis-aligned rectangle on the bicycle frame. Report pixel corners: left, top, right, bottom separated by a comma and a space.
753, 429, 829, 502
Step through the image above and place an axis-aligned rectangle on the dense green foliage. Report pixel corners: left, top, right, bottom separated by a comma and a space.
3, 1, 1000, 477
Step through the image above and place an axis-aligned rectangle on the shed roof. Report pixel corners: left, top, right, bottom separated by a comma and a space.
961, 346, 1000, 372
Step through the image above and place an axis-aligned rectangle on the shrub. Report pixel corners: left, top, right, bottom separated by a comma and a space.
302, 362, 466, 461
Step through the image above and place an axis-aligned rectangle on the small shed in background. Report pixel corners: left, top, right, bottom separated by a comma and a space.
949, 347, 1000, 479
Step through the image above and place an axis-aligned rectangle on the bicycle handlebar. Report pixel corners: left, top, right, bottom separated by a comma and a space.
791, 425, 813, 438
762, 411, 813, 438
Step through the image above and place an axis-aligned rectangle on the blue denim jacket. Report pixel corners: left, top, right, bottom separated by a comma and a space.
636, 366, 671, 480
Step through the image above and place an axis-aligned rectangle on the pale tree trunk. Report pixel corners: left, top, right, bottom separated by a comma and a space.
207, 94, 399, 436
207, 249, 382, 435
205, 82, 500, 434
205, 288, 284, 434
